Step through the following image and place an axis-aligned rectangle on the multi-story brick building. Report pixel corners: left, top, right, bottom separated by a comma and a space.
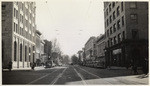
35, 30, 45, 66
84, 36, 97, 61
77, 50, 84, 64
96, 34, 105, 63
44, 40, 52, 60
104, 2, 148, 67
2, 2, 36, 69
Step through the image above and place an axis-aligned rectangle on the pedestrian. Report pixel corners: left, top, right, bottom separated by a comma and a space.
142, 57, 148, 75
8, 61, 12, 71
133, 64, 138, 75
30, 62, 35, 70
129, 59, 134, 74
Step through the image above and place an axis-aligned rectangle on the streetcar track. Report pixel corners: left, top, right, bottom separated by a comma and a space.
73, 67, 87, 85
76, 66, 112, 84
77, 66, 145, 85
27, 69, 59, 84
50, 67, 67, 85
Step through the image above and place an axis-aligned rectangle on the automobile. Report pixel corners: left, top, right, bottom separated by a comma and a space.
70, 63, 73, 65
45, 60, 52, 68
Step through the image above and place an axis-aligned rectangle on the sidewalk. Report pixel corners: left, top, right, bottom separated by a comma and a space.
34, 66, 45, 71
118, 74, 149, 84
2, 68, 31, 71
2, 66, 45, 71
108, 66, 126, 70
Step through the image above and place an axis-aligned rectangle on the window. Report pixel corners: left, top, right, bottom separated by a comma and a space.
26, 20, 28, 27
110, 38, 113, 46
122, 31, 125, 40
20, 27, 22, 35
122, 16, 124, 26
106, 9, 108, 16
121, 2, 124, 12
112, 2, 115, 8
16, 24, 18, 33
22, 16, 23, 23
110, 27, 112, 34
14, 42, 17, 61
2, 5, 6, 10
107, 29, 109, 37
130, 2, 137, 9
114, 36, 117, 44
118, 33, 121, 43
14, 23, 15, 31
130, 14, 138, 23
105, 21, 106, 28
109, 4, 111, 12
20, 14, 21, 22
14, 8, 15, 17
16, 10, 18, 19
109, 15, 112, 23
117, 20, 121, 29
107, 19, 109, 26
22, 28, 24, 36
22, 3, 23, 10
113, 11, 116, 20
113, 23, 116, 32
20, 44, 22, 61
132, 29, 139, 39
117, 6, 120, 16
107, 40, 110, 47
25, 46, 27, 61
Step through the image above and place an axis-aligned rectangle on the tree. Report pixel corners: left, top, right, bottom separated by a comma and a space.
51, 38, 61, 54
62, 55, 70, 64
71, 55, 79, 64
51, 38, 62, 65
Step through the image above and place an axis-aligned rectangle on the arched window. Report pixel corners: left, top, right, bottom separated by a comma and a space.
29, 47, 31, 62
20, 44, 22, 61
14, 41, 17, 61
2, 41, 4, 62
25, 46, 27, 61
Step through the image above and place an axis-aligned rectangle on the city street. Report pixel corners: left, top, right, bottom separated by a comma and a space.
2, 65, 148, 85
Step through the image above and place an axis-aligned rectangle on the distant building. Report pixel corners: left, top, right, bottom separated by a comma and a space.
44, 40, 52, 61
35, 30, 45, 66
96, 34, 105, 63
40, 40, 45, 64
2, 2, 36, 69
77, 50, 84, 62
84, 36, 97, 61
104, 2, 148, 67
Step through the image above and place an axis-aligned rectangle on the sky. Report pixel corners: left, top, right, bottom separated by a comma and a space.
36, 0, 105, 56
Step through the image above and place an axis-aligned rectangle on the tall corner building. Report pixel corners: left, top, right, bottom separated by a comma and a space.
104, 2, 148, 67
2, 2, 36, 69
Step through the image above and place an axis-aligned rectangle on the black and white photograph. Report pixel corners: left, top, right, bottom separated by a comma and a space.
1, 0, 149, 85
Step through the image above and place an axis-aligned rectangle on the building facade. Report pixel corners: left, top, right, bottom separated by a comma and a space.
96, 34, 106, 63
40, 40, 45, 64
44, 40, 52, 61
77, 50, 84, 64
35, 30, 45, 66
104, 2, 148, 67
2, 2, 36, 69
84, 36, 97, 61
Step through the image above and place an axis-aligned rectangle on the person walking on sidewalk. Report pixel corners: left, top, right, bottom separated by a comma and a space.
130, 59, 138, 75
133, 63, 138, 75
30, 62, 35, 70
142, 57, 148, 75
8, 61, 12, 71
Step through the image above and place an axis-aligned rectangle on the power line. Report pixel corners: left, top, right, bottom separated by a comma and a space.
45, 0, 56, 28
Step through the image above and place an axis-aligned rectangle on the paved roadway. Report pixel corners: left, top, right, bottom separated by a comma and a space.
2, 65, 148, 85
